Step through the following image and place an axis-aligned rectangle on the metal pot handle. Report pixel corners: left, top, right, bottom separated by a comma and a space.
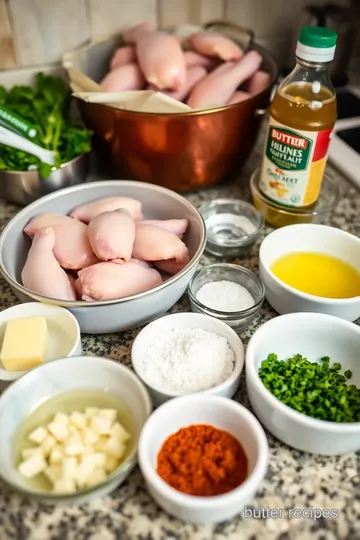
203, 20, 254, 51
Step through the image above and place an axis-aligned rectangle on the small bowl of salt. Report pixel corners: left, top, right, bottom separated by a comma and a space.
187, 263, 265, 332
199, 199, 264, 258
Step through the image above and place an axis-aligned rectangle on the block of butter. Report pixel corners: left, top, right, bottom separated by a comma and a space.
0, 316, 49, 371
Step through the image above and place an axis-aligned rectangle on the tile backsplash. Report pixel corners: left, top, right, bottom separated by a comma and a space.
0, 0, 353, 71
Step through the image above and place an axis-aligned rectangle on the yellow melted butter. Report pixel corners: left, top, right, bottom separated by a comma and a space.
271, 252, 360, 299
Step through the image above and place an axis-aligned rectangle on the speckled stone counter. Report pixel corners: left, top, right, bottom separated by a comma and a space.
0, 144, 359, 540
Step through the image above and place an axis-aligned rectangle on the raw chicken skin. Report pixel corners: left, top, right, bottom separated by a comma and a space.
189, 32, 243, 61
110, 45, 136, 70
77, 261, 162, 301
184, 51, 219, 70
187, 51, 262, 109
130, 258, 151, 268
24, 214, 98, 270
132, 223, 189, 263
123, 22, 156, 44
88, 209, 135, 263
141, 219, 188, 238
247, 70, 271, 95
136, 31, 186, 90
70, 197, 143, 223
100, 63, 145, 92
21, 228, 76, 301
148, 66, 206, 102
24, 213, 73, 237
154, 255, 190, 275
227, 90, 250, 105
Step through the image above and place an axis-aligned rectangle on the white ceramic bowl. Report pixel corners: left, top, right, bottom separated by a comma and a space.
0, 356, 152, 504
0, 303, 81, 391
131, 312, 244, 407
246, 312, 360, 455
138, 394, 268, 524
0, 181, 206, 334
259, 223, 360, 321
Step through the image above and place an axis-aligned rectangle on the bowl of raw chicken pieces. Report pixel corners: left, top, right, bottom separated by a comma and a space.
0, 181, 206, 334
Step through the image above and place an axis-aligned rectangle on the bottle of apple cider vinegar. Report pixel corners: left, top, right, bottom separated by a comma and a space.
260, 26, 337, 208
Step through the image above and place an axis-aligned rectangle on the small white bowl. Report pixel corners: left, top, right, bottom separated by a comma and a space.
246, 312, 360, 455
259, 223, 360, 321
131, 313, 244, 407
0, 303, 81, 390
138, 394, 268, 524
0, 356, 152, 504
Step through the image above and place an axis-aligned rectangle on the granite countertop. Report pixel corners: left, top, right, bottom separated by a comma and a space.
0, 145, 359, 540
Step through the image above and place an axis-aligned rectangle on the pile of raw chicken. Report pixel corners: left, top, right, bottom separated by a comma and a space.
100, 22, 270, 109
21, 197, 189, 302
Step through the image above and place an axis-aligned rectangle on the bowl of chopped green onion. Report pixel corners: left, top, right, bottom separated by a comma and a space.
0, 73, 92, 206
246, 312, 360, 455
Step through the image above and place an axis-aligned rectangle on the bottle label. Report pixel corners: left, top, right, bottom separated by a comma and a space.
259, 117, 332, 207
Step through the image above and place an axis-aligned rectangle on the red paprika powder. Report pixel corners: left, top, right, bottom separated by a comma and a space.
156, 424, 248, 497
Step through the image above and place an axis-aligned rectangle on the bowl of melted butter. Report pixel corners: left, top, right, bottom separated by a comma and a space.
259, 223, 360, 321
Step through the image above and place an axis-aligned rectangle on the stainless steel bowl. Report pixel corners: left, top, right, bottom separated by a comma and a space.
0, 181, 206, 334
0, 153, 90, 206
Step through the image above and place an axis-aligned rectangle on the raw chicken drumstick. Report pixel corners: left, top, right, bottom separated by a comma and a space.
70, 197, 143, 223
189, 32, 243, 61
100, 63, 145, 92
24, 213, 98, 270
187, 50, 262, 109
132, 223, 189, 263
88, 209, 135, 263
77, 261, 162, 301
148, 66, 206, 102
110, 45, 136, 70
22, 228, 76, 301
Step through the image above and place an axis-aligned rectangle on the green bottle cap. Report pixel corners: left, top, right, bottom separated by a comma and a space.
299, 26, 337, 49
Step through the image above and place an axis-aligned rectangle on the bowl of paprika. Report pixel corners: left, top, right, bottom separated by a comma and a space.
138, 393, 268, 524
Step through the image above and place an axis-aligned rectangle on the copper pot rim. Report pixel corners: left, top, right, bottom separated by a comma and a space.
76, 43, 278, 118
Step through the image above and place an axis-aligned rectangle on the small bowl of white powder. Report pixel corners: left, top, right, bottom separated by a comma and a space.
199, 199, 264, 258
187, 263, 265, 332
131, 312, 244, 407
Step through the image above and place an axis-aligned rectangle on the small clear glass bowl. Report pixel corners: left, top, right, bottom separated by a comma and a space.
199, 199, 264, 257
187, 263, 265, 332
250, 168, 340, 229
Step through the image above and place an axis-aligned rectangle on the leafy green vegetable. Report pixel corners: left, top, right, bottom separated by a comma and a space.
258, 353, 360, 423
0, 73, 92, 177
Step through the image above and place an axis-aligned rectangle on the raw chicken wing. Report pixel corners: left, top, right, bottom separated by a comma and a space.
154, 255, 190, 275
24, 214, 98, 270
110, 45, 136, 70
189, 32, 243, 61
136, 31, 186, 90
100, 63, 145, 91
77, 261, 162, 301
132, 223, 189, 263
70, 197, 143, 223
227, 90, 250, 105
123, 22, 156, 44
187, 51, 262, 109
141, 219, 188, 238
88, 209, 135, 263
21, 228, 76, 301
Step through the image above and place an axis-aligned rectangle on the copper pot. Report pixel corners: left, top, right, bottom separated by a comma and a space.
75, 21, 278, 192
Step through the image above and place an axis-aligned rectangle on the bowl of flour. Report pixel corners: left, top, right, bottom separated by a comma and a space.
131, 312, 244, 407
